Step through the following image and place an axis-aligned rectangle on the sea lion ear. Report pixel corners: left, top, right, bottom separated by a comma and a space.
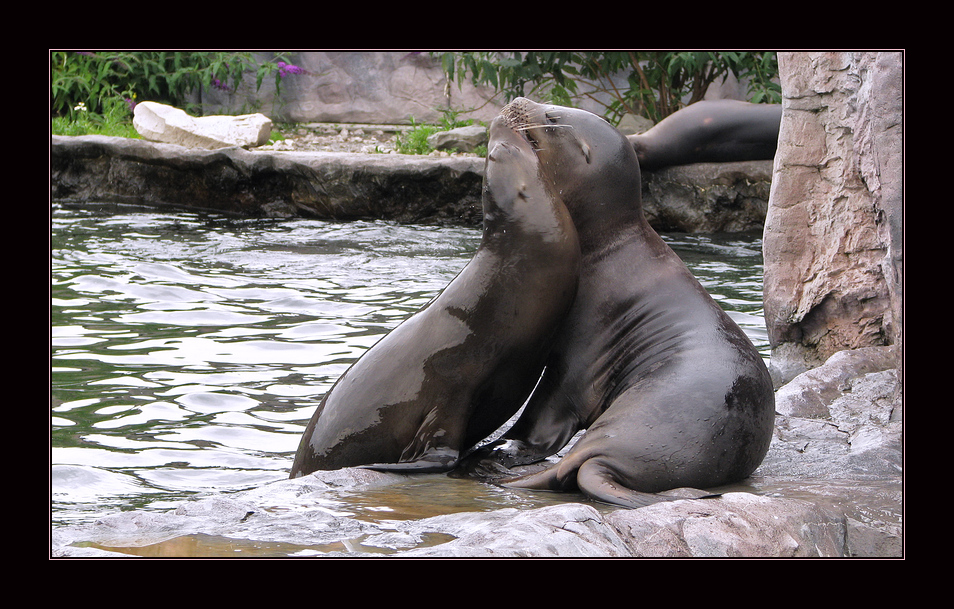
581, 142, 591, 164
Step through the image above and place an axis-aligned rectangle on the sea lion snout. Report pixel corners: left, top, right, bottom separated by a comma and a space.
501, 97, 537, 130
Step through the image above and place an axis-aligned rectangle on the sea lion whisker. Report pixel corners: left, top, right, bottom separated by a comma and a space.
515, 123, 574, 132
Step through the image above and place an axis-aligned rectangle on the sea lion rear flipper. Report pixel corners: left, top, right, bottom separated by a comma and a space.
504, 458, 722, 509
576, 461, 722, 509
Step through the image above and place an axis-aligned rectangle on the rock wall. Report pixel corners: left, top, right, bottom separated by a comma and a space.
193, 52, 504, 126
191, 51, 756, 126
763, 52, 903, 386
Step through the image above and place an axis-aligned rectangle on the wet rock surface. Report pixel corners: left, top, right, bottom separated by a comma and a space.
51, 132, 770, 231
50, 134, 487, 225
51, 346, 902, 559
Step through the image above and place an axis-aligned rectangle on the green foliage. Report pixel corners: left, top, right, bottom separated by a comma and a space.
50, 51, 303, 137
735, 52, 781, 104
437, 51, 781, 124
54, 52, 239, 117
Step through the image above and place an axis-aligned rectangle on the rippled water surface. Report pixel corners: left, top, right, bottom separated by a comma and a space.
50, 203, 768, 527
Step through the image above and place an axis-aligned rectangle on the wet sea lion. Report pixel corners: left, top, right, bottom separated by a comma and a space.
626, 99, 782, 169
288, 112, 580, 478
627, 99, 781, 170
463, 98, 775, 508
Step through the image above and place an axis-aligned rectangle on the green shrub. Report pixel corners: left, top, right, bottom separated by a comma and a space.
437, 51, 781, 124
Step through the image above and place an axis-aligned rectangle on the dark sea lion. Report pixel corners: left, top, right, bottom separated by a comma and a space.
627, 99, 781, 170
288, 113, 580, 479
463, 98, 775, 508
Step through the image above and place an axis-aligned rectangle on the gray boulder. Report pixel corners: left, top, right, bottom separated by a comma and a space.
426, 124, 488, 152
641, 160, 772, 233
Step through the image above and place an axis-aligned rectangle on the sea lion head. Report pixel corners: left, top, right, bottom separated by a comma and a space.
500, 97, 641, 221
481, 114, 567, 238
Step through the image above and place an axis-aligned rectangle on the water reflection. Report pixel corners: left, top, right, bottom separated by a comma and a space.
51, 204, 769, 527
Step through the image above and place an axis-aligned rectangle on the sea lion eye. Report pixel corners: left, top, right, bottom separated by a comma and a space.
524, 130, 540, 151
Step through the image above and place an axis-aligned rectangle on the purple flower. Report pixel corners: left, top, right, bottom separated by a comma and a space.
277, 61, 306, 78
211, 78, 232, 92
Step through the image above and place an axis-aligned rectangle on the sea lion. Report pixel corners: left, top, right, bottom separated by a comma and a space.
627, 99, 781, 170
463, 98, 775, 508
288, 112, 580, 478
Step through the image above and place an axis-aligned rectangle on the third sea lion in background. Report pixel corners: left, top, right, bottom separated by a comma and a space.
628, 100, 781, 170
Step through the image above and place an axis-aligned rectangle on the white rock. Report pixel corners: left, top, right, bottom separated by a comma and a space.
133, 101, 272, 149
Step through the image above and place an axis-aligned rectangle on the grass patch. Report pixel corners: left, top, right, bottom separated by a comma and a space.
394, 119, 440, 155
52, 99, 140, 139
394, 111, 486, 156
